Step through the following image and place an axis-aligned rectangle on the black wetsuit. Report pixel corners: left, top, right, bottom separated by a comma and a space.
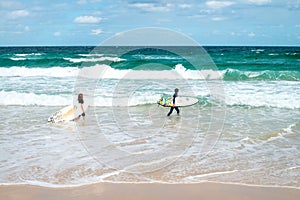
78, 99, 85, 116
167, 93, 179, 116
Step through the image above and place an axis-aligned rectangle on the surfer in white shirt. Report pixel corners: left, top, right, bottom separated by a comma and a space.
74, 93, 85, 120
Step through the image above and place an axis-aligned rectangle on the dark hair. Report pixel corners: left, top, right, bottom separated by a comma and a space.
78, 93, 83, 100
175, 88, 179, 92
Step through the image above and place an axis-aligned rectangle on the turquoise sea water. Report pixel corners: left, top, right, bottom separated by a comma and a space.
0, 46, 299, 79
0, 46, 299, 187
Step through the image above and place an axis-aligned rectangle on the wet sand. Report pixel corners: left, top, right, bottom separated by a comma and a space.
1, 182, 299, 200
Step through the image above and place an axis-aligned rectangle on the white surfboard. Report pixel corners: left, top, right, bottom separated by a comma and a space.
48, 103, 89, 123
157, 95, 198, 107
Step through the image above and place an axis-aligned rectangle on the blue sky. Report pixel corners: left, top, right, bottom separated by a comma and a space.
0, 0, 299, 46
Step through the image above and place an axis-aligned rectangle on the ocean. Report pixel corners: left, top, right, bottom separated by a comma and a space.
0, 46, 299, 188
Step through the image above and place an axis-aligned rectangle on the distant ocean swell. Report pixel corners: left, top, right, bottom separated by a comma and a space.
0, 55, 123, 67
0, 64, 299, 81
1, 46, 299, 70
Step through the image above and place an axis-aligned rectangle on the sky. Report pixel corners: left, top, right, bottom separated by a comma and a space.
0, 0, 299, 46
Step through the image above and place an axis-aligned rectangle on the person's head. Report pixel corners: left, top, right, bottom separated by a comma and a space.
78, 93, 83, 100
175, 88, 179, 93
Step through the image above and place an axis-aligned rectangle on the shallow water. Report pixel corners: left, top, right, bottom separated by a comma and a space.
0, 103, 299, 187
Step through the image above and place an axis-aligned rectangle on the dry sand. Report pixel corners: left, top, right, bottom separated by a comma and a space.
1, 182, 299, 200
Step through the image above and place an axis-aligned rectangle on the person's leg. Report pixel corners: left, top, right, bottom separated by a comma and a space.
167, 107, 174, 116
175, 107, 180, 115
72, 115, 80, 121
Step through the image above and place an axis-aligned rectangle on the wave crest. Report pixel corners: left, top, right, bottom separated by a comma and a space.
0, 65, 299, 81
223, 68, 300, 81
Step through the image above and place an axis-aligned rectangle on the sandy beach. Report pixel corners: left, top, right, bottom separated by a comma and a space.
1, 182, 299, 200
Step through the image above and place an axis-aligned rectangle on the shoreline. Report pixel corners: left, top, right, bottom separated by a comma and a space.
1, 182, 299, 200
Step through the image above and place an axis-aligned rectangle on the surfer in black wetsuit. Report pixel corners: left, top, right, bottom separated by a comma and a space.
167, 88, 180, 116
74, 93, 85, 121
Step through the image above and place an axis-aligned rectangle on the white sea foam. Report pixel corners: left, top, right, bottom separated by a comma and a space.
64, 56, 125, 63
0, 66, 299, 109
0, 66, 79, 77
224, 81, 300, 109
0, 91, 71, 106
0, 90, 160, 107
76, 64, 224, 80
77, 53, 104, 57
15, 53, 42, 57
1, 65, 297, 81
10, 57, 27, 61
0, 82, 299, 109
0, 64, 223, 80
174, 64, 223, 80
183, 170, 238, 181
251, 49, 265, 52
15, 54, 27, 57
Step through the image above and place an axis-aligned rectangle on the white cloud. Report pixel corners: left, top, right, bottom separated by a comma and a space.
74, 16, 102, 23
130, 3, 171, 12
211, 17, 227, 21
248, 32, 256, 37
8, 9, 30, 19
248, 0, 272, 5
206, 1, 235, 9
178, 4, 192, 9
54, 32, 61, 36
91, 29, 103, 35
